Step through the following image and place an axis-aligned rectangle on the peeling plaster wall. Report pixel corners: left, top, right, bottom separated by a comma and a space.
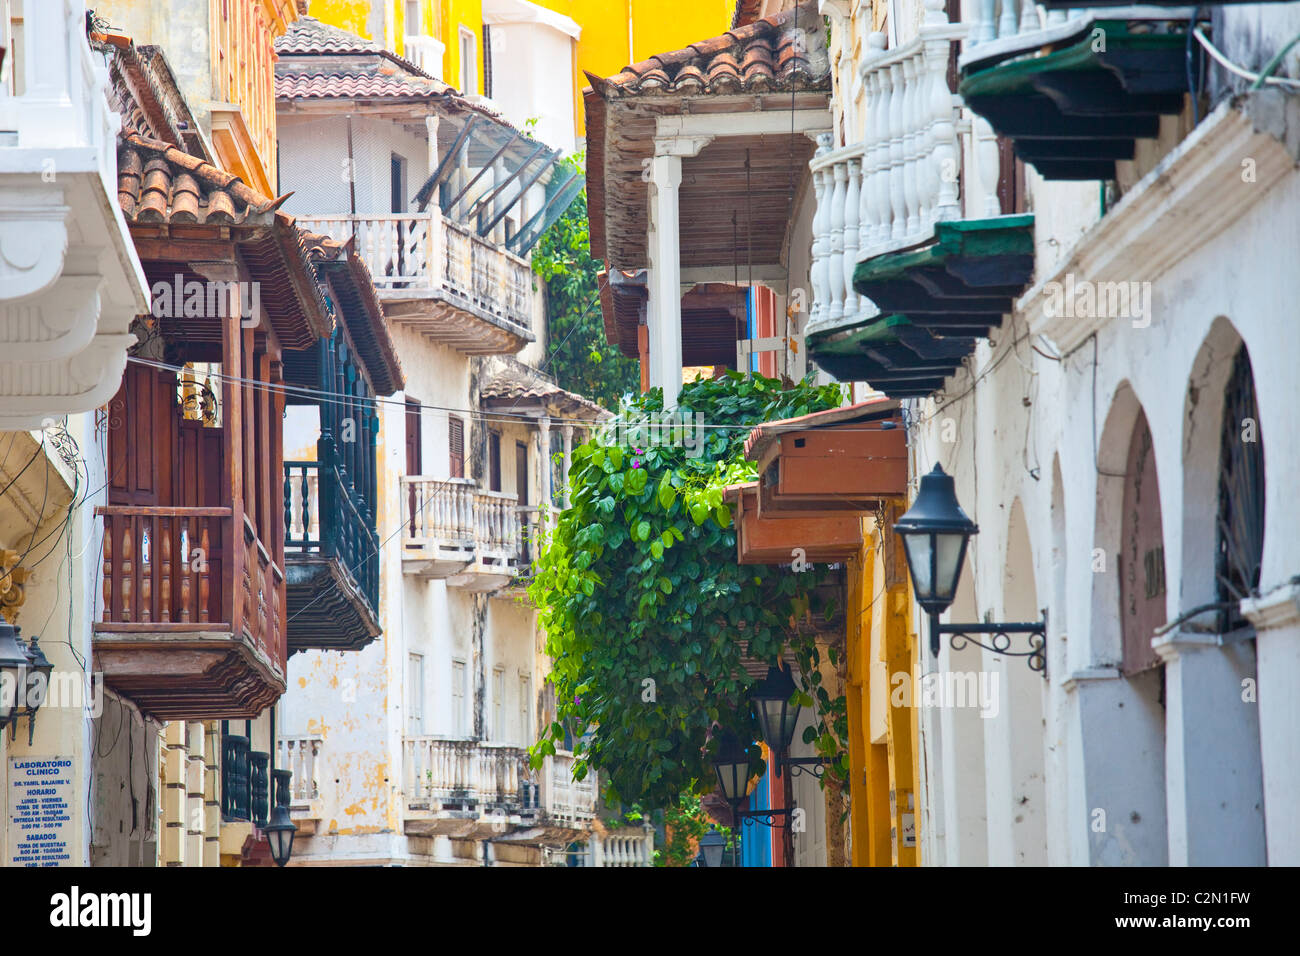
912, 149, 1300, 867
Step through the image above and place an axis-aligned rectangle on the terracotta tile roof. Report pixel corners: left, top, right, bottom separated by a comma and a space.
598, 2, 826, 97
479, 364, 611, 420
732, 0, 766, 28
118, 133, 331, 350
276, 70, 448, 100
117, 133, 286, 225
301, 233, 405, 397
275, 16, 386, 56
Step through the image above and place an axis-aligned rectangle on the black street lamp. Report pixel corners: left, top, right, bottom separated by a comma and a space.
748, 665, 825, 779
697, 827, 726, 868
709, 728, 790, 838
264, 805, 297, 867
0, 615, 27, 731
711, 728, 754, 807
894, 464, 1047, 674
14, 635, 53, 745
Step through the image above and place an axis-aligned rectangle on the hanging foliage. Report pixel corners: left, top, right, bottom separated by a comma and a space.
530, 154, 640, 409
528, 372, 849, 809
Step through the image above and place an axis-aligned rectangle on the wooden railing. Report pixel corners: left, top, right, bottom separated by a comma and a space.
284, 456, 380, 612
403, 737, 531, 810
242, 516, 283, 665
543, 751, 597, 826
277, 735, 322, 806
99, 506, 230, 626
297, 211, 533, 336
98, 506, 284, 669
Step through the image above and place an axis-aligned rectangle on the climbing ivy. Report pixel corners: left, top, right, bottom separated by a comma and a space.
528, 372, 850, 809
530, 154, 640, 409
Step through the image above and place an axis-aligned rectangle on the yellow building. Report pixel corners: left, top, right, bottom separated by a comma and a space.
307, 0, 735, 145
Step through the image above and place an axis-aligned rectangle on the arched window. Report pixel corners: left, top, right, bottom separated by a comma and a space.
1216, 345, 1265, 635
1119, 410, 1167, 675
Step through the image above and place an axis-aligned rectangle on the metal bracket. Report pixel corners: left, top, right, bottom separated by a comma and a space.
932, 609, 1049, 677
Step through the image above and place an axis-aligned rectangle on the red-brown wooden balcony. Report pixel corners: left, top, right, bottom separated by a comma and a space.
296, 211, 535, 355
726, 483, 864, 566
96, 506, 286, 720
743, 398, 908, 516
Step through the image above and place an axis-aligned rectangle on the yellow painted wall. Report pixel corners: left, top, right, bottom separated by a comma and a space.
845, 507, 919, 866
311, 1, 735, 137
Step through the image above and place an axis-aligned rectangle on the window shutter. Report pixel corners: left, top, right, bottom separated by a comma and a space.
449, 415, 464, 478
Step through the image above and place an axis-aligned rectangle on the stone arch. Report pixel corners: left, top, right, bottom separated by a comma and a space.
1080, 382, 1168, 864
981, 498, 1047, 865
1162, 317, 1267, 864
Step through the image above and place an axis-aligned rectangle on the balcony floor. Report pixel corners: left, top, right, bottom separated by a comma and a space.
92, 627, 286, 720
384, 293, 533, 355
285, 556, 382, 654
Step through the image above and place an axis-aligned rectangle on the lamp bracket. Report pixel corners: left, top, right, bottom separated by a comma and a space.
936, 611, 1048, 677
781, 756, 827, 780
734, 807, 792, 829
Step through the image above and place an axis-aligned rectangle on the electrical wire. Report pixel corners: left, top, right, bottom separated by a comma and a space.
1193, 25, 1300, 90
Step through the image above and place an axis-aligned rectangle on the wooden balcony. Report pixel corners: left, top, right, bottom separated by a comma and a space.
96, 507, 286, 720
296, 211, 535, 355
284, 455, 381, 654
727, 484, 864, 566
401, 477, 523, 591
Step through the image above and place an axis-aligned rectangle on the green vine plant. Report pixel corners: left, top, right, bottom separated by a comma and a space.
528, 372, 851, 811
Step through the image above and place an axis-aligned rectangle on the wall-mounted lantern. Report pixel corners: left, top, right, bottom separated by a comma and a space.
894, 464, 1047, 675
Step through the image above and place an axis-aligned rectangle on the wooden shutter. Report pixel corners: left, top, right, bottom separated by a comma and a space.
448, 415, 464, 478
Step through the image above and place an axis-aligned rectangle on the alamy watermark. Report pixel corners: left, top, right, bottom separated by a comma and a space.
0, 669, 105, 718
1042, 273, 1152, 328
150, 274, 261, 326
597, 409, 707, 459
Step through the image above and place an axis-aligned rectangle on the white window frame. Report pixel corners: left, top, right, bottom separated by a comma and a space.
451, 659, 467, 737
518, 673, 532, 745
458, 27, 478, 95
492, 666, 505, 741
407, 653, 424, 735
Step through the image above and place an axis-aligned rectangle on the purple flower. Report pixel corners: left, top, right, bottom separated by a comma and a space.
632, 458, 641, 468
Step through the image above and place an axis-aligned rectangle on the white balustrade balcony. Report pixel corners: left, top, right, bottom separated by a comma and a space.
400, 477, 523, 589
593, 827, 656, 867
404, 737, 529, 811
296, 209, 534, 354
0, 0, 150, 428
276, 736, 322, 808
543, 751, 598, 827
809, 0, 1053, 336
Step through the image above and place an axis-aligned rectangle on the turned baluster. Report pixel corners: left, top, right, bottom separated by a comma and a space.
808, 150, 830, 328
999, 0, 1018, 42
900, 54, 922, 239
886, 61, 907, 243
140, 520, 152, 624
842, 155, 862, 319
120, 522, 134, 622
179, 521, 193, 623
827, 158, 848, 323
198, 525, 210, 623
159, 518, 172, 623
